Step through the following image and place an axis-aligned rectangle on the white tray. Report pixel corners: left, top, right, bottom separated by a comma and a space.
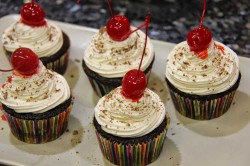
0, 14, 250, 166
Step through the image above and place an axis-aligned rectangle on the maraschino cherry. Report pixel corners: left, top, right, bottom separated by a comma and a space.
20, 0, 46, 26
186, 0, 212, 59
106, 15, 131, 41
121, 69, 146, 100
121, 14, 151, 101
105, 0, 130, 41
105, 0, 153, 41
0, 48, 39, 76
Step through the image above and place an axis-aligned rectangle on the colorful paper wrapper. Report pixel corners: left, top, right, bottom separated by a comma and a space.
94, 115, 170, 166
2, 100, 74, 144
42, 50, 69, 75
166, 73, 241, 120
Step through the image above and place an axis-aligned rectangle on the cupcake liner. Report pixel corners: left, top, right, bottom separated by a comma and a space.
42, 50, 69, 75
96, 130, 167, 166
166, 73, 241, 120
2, 100, 74, 144
94, 115, 170, 166
82, 57, 154, 98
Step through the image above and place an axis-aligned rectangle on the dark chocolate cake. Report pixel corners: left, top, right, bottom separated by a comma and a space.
82, 56, 155, 97
2, 96, 72, 120
93, 116, 168, 145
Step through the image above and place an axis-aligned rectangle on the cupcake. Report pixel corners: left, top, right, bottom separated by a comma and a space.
82, 10, 154, 97
165, 1, 241, 120
2, 1, 70, 74
0, 48, 73, 143
94, 85, 170, 166
94, 18, 170, 164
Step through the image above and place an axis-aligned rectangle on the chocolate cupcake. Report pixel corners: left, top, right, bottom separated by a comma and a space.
165, 41, 241, 120
2, 1, 70, 74
93, 18, 170, 164
83, 26, 154, 97
82, 10, 155, 97
94, 87, 170, 165
0, 48, 73, 143
165, 0, 241, 120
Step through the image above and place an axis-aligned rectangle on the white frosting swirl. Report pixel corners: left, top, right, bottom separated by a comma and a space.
95, 87, 166, 137
165, 40, 240, 95
83, 27, 154, 78
0, 61, 70, 113
2, 20, 63, 57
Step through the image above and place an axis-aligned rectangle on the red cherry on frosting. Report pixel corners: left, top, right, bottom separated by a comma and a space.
105, 0, 131, 41
186, 0, 212, 54
121, 69, 147, 100
187, 27, 212, 52
11, 48, 39, 76
106, 15, 131, 41
21, 1, 46, 26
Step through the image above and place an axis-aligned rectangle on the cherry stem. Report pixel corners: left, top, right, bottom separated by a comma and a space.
199, 0, 206, 27
106, 0, 114, 19
120, 17, 149, 41
137, 13, 151, 76
0, 69, 13, 72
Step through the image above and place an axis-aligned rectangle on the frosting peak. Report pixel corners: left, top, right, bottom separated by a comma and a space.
95, 87, 166, 137
83, 27, 154, 78
2, 21, 63, 57
165, 40, 240, 95
0, 61, 70, 113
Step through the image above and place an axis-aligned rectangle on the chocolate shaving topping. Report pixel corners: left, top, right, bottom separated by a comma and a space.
49, 34, 52, 41
3, 92, 8, 99
202, 74, 207, 77
55, 89, 61, 92
183, 61, 189, 65
7, 35, 13, 41
202, 65, 208, 69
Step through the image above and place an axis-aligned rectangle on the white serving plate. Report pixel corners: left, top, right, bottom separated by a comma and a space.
0, 14, 250, 166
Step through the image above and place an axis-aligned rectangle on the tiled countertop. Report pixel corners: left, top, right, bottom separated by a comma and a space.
0, 0, 249, 57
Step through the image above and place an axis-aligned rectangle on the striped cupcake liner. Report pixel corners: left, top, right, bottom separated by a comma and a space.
2, 101, 74, 144
87, 69, 152, 98
96, 128, 167, 166
94, 115, 170, 166
42, 50, 69, 75
169, 88, 236, 120
166, 74, 241, 120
